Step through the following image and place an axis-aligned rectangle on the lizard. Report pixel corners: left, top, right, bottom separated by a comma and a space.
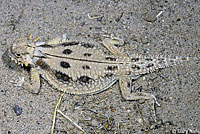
8, 33, 192, 132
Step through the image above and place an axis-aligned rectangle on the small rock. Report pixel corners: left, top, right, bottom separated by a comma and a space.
80, 21, 85, 27
140, 36, 150, 44
1, 39, 7, 45
185, 18, 195, 26
13, 105, 23, 116
144, 10, 159, 22
97, 17, 102, 21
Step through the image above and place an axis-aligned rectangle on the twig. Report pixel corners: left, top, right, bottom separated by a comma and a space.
88, 13, 103, 20
57, 109, 86, 134
51, 91, 65, 134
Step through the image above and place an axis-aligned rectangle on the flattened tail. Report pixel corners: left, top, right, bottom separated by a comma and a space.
156, 56, 197, 68
148, 56, 199, 73
150, 56, 194, 70
131, 55, 198, 75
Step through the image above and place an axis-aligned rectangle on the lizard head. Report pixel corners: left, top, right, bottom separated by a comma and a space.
9, 38, 35, 67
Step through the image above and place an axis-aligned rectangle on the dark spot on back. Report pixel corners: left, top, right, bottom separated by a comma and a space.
62, 74, 71, 81
55, 72, 62, 79
139, 62, 144, 64
60, 61, 70, 68
84, 53, 92, 57
158, 60, 165, 64
82, 65, 90, 70
146, 63, 154, 68
55, 71, 72, 82
182, 57, 187, 60
78, 76, 92, 83
132, 64, 141, 70
38, 45, 53, 48
114, 43, 121, 47
145, 58, 153, 61
81, 43, 94, 48
36, 59, 48, 69
63, 49, 72, 55
170, 59, 174, 63
105, 57, 117, 61
127, 82, 131, 88
136, 66, 141, 70
158, 58, 165, 61
106, 66, 118, 70
105, 73, 114, 77
61, 42, 79, 46
131, 58, 139, 62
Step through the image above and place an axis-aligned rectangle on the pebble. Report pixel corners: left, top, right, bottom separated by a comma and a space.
1, 39, 7, 45
140, 36, 150, 44
144, 10, 159, 22
13, 105, 23, 116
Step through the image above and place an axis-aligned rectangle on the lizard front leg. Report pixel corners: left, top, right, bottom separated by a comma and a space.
46, 33, 68, 45
15, 68, 41, 94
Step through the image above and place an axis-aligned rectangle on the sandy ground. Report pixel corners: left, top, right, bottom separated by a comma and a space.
0, 0, 199, 134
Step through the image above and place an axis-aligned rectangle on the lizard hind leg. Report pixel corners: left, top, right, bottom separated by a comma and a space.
119, 76, 160, 121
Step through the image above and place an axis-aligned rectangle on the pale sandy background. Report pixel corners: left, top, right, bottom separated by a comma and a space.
0, 0, 199, 134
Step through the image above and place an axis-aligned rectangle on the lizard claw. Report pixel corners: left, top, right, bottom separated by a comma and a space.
148, 94, 161, 122
151, 94, 160, 107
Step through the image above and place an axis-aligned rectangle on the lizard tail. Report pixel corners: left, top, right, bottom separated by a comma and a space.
130, 55, 196, 75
